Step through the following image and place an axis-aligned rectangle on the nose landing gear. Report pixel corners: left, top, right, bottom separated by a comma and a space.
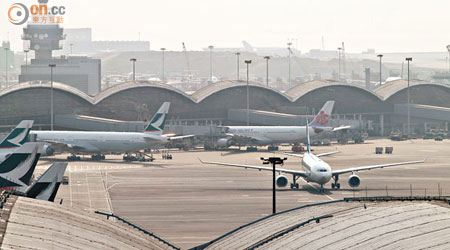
290, 175, 300, 189
331, 175, 341, 189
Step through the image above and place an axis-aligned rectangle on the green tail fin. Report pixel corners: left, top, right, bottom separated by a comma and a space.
144, 102, 170, 135
0, 120, 34, 148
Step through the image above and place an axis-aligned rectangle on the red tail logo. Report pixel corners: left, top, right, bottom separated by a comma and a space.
315, 111, 329, 125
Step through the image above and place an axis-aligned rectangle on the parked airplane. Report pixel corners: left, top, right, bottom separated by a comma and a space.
24, 162, 68, 202
0, 142, 43, 192
30, 102, 192, 161
201, 121, 426, 192
0, 120, 34, 161
217, 101, 350, 148
0, 140, 67, 202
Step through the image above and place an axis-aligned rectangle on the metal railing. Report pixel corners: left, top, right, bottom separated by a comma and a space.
246, 214, 333, 250
95, 211, 180, 250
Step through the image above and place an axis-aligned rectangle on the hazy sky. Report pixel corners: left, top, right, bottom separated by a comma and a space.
2, 0, 450, 53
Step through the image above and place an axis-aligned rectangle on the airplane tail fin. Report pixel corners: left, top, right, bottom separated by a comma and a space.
306, 120, 311, 153
144, 102, 170, 135
310, 101, 334, 127
0, 120, 34, 148
0, 142, 43, 191
26, 162, 68, 202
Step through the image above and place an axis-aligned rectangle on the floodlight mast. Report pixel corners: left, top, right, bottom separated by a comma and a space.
261, 157, 287, 214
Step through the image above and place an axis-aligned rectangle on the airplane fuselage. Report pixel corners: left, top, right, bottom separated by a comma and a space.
30, 131, 168, 154
227, 126, 332, 145
301, 152, 332, 185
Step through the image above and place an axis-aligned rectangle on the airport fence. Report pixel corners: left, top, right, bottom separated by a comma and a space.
94, 211, 180, 250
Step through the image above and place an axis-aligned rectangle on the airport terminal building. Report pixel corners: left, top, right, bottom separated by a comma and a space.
0, 79, 449, 136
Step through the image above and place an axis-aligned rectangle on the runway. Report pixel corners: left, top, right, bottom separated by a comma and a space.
46, 138, 450, 249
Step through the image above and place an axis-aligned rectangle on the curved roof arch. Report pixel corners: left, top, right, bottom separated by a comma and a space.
191, 80, 292, 103
0, 81, 94, 104
373, 79, 450, 100
94, 81, 194, 104
285, 80, 383, 101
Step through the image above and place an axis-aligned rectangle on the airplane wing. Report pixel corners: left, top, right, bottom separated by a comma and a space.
316, 151, 341, 157
199, 159, 309, 177
143, 136, 166, 143
39, 140, 96, 152
280, 150, 340, 158
332, 158, 426, 176
166, 134, 195, 140
332, 125, 352, 132
280, 152, 303, 158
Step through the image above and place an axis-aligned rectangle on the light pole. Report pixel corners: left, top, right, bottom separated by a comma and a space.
446, 45, 450, 74
264, 56, 270, 87
130, 58, 136, 81
406, 57, 412, 135
70, 43, 73, 54
49, 64, 56, 131
24, 49, 29, 73
337, 47, 342, 80
208, 45, 214, 83
245, 60, 252, 126
377, 54, 383, 86
4, 48, 9, 88
161, 48, 166, 82
261, 157, 286, 214
287, 42, 292, 88
235, 52, 240, 81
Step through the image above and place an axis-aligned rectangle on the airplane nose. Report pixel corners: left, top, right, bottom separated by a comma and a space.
319, 173, 331, 183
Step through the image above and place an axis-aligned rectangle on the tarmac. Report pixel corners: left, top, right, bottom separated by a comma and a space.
41, 138, 450, 249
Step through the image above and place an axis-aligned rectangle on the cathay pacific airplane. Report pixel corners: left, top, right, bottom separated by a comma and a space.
0, 120, 34, 161
217, 101, 350, 148
0, 142, 43, 192
201, 121, 426, 192
0, 141, 67, 202
25, 162, 68, 202
30, 102, 192, 161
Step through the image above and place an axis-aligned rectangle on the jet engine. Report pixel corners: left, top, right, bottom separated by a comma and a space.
348, 174, 361, 188
42, 144, 55, 156
276, 175, 288, 188
217, 138, 234, 147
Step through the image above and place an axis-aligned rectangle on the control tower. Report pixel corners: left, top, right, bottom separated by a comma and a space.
19, 24, 101, 96
22, 24, 65, 61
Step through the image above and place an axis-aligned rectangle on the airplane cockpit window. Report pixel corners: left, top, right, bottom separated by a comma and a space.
319, 169, 327, 172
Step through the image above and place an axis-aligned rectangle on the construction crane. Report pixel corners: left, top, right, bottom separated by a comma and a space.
182, 42, 191, 81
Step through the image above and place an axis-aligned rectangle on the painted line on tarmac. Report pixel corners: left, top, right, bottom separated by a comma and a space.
69, 165, 73, 207
85, 173, 92, 210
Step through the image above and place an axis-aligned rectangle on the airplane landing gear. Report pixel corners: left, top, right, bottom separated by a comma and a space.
331, 175, 341, 189
320, 184, 324, 193
290, 175, 300, 189
67, 154, 81, 161
91, 154, 105, 161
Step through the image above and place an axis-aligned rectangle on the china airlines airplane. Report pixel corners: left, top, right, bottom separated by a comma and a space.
216, 101, 350, 148
201, 121, 426, 192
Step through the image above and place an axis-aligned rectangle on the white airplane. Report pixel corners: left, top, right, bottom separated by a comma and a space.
0, 142, 43, 192
0, 120, 34, 161
0, 140, 67, 202
24, 162, 68, 202
30, 102, 192, 161
201, 121, 426, 192
217, 101, 350, 148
